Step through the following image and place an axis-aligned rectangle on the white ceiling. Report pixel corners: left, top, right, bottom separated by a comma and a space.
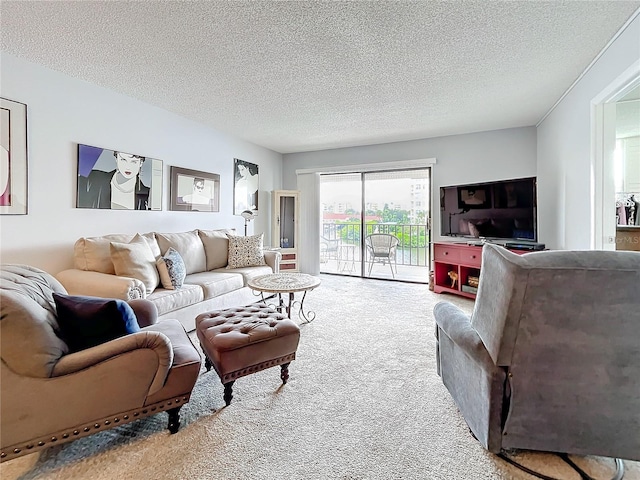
1, 1, 639, 154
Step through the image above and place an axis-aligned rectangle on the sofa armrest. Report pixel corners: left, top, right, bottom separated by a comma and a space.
433, 301, 495, 371
51, 331, 173, 395
264, 250, 282, 273
56, 269, 146, 300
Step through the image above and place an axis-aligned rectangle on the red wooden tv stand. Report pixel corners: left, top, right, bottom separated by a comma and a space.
433, 242, 529, 299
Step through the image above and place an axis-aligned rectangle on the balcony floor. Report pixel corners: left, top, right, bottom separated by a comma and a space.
320, 257, 430, 283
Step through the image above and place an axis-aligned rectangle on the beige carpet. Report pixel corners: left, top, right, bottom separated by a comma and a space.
2, 274, 639, 480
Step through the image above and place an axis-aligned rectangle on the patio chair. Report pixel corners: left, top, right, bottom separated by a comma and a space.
320, 235, 340, 263
365, 233, 399, 278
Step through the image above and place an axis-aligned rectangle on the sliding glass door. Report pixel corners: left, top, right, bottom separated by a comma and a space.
319, 168, 431, 283
320, 173, 362, 275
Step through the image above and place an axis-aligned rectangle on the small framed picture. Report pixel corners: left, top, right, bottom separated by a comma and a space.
170, 166, 220, 212
458, 185, 490, 209
233, 158, 259, 215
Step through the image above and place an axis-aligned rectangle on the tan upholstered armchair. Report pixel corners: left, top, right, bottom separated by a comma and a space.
0, 264, 202, 462
434, 244, 640, 462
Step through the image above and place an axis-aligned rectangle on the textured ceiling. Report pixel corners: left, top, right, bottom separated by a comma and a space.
1, 1, 639, 154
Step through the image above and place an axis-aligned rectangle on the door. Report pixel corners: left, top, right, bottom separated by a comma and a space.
319, 168, 431, 283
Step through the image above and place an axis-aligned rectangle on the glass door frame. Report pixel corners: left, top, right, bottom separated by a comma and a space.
319, 167, 432, 283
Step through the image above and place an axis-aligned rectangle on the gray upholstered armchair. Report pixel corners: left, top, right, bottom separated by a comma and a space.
434, 243, 640, 461
0, 264, 202, 462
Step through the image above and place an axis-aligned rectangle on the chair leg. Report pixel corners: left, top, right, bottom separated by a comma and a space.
167, 406, 182, 434
280, 362, 290, 384
223, 381, 235, 406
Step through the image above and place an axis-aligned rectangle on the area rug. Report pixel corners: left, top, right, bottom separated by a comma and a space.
2, 274, 638, 480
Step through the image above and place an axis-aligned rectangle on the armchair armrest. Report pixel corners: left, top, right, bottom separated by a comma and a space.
264, 250, 282, 273
51, 331, 173, 395
434, 301, 507, 453
56, 269, 146, 300
433, 301, 495, 371
129, 299, 158, 327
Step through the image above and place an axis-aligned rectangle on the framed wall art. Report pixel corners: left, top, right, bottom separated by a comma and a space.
1, 97, 28, 215
77, 144, 163, 210
170, 166, 220, 212
233, 158, 259, 215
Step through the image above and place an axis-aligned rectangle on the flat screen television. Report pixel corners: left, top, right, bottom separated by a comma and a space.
440, 177, 537, 242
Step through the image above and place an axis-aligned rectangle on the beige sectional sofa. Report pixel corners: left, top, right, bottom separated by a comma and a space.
56, 229, 280, 331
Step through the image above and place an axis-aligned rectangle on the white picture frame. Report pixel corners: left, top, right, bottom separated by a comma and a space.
233, 158, 259, 215
0, 97, 28, 215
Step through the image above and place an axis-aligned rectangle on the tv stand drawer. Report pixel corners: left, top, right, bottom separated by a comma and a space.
433, 245, 460, 262
459, 247, 482, 267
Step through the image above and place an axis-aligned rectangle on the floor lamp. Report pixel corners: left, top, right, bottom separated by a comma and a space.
241, 210, 256, 236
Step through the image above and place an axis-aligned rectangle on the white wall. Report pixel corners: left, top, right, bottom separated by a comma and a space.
537, 13, 640, 250
0, 53, 283, 274
283, 126, 538, 244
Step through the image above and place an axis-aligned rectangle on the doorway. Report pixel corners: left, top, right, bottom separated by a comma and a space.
613, 85, 640, 250
594, 73, 640, 251
319, 168, 431, 283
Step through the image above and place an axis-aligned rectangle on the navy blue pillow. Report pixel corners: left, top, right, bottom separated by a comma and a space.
53, 293, 140, 352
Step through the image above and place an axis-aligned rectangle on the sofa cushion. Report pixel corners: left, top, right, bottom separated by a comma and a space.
53, 293, 140, 352
157, 247, 187, 290
146, 284, 204, 316
156, 230, 206, 275
198, 228, 235, 270
110, 234, 160, 295
227, 233, 267, 269
225, 265, 274, 286
184, 271, 245, 300
74, 232, 160, 273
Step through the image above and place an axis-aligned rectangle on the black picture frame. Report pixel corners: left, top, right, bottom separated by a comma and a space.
170, 166, 220, 212
457, 185, 490, 209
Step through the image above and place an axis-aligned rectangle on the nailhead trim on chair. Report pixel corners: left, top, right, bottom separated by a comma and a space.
0, 395, 191, 462
219, 352, 297, 383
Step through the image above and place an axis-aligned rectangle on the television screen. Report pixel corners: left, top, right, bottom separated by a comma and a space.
440, 177, 537, 241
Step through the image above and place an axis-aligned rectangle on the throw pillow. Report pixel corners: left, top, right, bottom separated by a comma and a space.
226, 233, 267, 269
110, 234, 160, 295
198, 228, 235, 270
155, 230, 206, 275
157, 247, 187, 289
53, 293, 140, 352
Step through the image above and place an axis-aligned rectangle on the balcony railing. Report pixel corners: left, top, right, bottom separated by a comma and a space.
321, 222, 430, 269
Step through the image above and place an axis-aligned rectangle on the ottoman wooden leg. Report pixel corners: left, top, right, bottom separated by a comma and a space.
223, 381, 235, 406
204, 356, 212, 372
280, 362, 290, 384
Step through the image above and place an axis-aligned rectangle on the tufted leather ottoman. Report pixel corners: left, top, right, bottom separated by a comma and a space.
195, 303, 301, 405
